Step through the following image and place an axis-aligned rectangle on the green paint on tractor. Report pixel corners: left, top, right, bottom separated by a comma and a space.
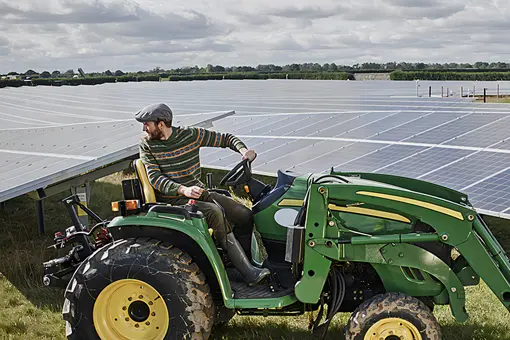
45, 159, 510, 339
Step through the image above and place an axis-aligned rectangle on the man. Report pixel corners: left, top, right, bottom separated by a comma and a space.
135, 103, 270, 286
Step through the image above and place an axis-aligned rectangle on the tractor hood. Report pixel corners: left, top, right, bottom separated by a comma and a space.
325, 170, 473, 209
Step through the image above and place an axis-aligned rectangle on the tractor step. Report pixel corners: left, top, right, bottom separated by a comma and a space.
227, 268, 294, 299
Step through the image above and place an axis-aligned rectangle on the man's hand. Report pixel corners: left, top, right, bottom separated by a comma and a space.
240, 148, 257, 162
178, 185, 204, 199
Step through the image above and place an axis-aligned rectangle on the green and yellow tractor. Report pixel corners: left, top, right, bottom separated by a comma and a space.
42, 158, 510, 339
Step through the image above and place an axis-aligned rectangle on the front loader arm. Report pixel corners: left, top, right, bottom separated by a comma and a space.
455, 217, 510, 311
293, 182, 510, 321
331, 170, 470, 207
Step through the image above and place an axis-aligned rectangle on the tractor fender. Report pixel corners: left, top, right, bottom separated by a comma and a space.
106, 215, 236, 308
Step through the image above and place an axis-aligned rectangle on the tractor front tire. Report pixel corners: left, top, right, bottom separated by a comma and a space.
344, 292, 441, 340
62, 237, 215, 340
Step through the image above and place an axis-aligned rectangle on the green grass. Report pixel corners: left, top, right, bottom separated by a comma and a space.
0, 277, 66, 340
477, 98, 510, 103
0, 172, 509, 339
474, 95, 510, 103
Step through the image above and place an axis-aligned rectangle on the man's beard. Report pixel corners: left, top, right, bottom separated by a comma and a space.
147, 127, 164, 140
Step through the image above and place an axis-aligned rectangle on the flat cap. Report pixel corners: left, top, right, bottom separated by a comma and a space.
135, 103, 173, 123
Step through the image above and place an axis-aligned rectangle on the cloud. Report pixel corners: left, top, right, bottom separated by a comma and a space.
0, 37, 9, 56
74, 38, 236, 59
106, 10, 227, 40
0, 0, 138, 24
330, 0, 466, 21
227, 9, 274, 26
384, 0, 441, 7
0, 0, 234, 72
1, 0, 510, 73
23, 23, 68, 34
265, 5, 343, 20
434, 3, 510, 31
0, 1, 228, 40
258, 33, 305, 51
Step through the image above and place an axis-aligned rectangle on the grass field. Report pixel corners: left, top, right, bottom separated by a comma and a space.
474, 95, 510, 103
1, 172, 509, 339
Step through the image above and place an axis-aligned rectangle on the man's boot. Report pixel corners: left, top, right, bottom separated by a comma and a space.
235, 233, 253, 262
222, 233, 270, 286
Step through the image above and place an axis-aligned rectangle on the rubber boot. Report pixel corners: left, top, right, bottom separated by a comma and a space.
222, 233, 270, 286
235, 233, 253, 262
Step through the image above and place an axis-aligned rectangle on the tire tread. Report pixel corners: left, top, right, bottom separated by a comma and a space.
345, 292, 441, 340
63, 237, 215, 339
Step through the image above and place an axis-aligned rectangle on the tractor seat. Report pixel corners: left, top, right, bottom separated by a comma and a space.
133, 159, 214, 237
133, 158, 157, 204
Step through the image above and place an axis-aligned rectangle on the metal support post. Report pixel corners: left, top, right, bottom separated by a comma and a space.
36, 199, 45, 235
35, 188, 47, 235
484, 88, 487, 103
441, 86, 444, 97
429, 86, 431, 97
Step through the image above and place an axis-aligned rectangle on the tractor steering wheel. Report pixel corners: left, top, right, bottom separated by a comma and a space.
219, 158, 252, 187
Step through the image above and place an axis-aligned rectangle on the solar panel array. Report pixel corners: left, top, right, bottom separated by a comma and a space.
1, 79, 510, 219
0, 83, 234, 202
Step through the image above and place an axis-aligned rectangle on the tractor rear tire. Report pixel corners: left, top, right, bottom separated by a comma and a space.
344, 292, 441, 340
62, 237, 215, 340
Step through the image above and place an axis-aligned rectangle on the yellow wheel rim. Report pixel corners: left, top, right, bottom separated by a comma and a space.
364, 317, 422, 340
93, 279, 169, 340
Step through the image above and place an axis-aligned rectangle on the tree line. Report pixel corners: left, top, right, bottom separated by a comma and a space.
390, 71, 510, 81
4, 61, 510, 79
3, 61, 510, 89
161, 61, 510, 74
0, 72, 351, 89
3, 69, 127, 79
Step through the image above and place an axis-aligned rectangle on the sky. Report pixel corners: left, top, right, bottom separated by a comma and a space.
1, 0, 509, 73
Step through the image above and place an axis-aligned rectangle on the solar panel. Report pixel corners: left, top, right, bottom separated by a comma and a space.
419, 152, 510, 190
1, 80, 510, 219
335, 145, 426, 173
466, 169, 510, 213
370, 113, 471, 141
374, 148, 474, 178
405, 114, 503, 144
0, 110, 235, 203
443, 117, 510, 148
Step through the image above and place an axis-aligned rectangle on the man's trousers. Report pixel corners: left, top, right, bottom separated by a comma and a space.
167, 191, 254, 259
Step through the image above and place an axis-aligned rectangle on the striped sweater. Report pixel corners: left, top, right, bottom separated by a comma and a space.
139, 126, 247, 199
